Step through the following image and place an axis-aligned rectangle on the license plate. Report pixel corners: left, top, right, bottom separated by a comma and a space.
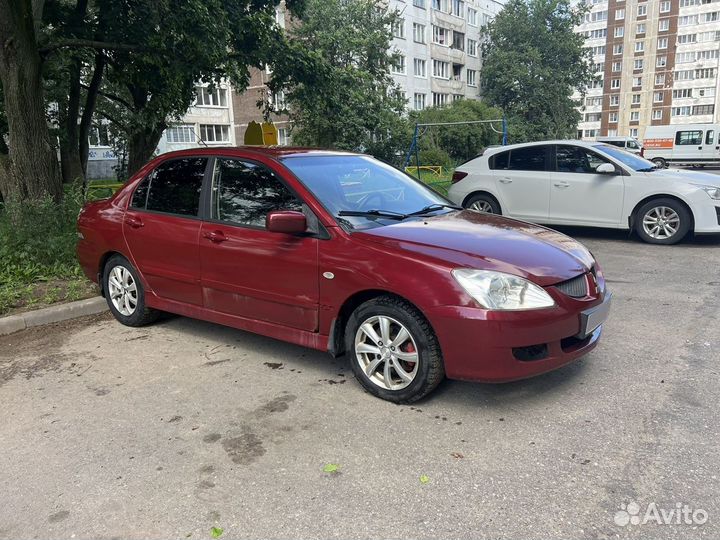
578, 292, 612, 338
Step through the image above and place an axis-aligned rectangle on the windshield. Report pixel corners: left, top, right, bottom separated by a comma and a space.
282, 155, 452, 230
593, 144, 657, 171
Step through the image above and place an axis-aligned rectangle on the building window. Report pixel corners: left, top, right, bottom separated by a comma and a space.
698, 50, 719, 61
271, 91, 286, 112
613, 44, 624, 55
615, 8, 625, 19
609, 112, 618, 122
166, 125, 195, 144
698, 87, 716, 97
467, 38, 478, 56
673, 88, 692, 98
630, 128, 638, 137
678, 34, 697, 44
630, 111, 640, 121
89, 124, 110, 147
451, 31, 465, 50
658, 19, 669, 32
467, 69, 477, 87
657, 56, 667, 67
632, 94, 641, 104
705, 11, 720, 22
611, 79, 621, 89
468, 7, 478, 25
614, 27, 624, 38
413, 0, 426, 7
585, 113, 602, 122
432, 25, 448, 45
634, 59, 644, 70
637, 4, 647, 16
660, 1, 671, 12
612, 61, 622, 72
200, 124, 230, 143
657, 37, 668, 50
652, 109, 663, 120
391, 55, 406, 74
633, 76, 642, 87
413, 58, 426, 77
277, 128, 290, 146
655, 73, 666, 85
672, 107, 692, 116
693, 104, 715, 115
451, 0, 464, 17
432, 92, 448, 107
676, 52, 695, 63
654, 91, 664, 102
413, 23, 426, 43
635, 41, 645, 53
414, 93, 426, 110
610, 95, 620, 106
195, 86, 228, 107
636, 23, 645, 35
679, 15, 698, 26
432, 59, 449, 79
696, 68, 716, 79
392, 18, 405, 39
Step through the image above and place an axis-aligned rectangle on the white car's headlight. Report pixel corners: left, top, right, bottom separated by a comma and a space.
452, 269, 556, 310
694, 184, 720, 200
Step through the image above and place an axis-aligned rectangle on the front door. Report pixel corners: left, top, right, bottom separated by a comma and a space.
123, 156, 207, 305
672, 129, 704, 163
199, 157, 320, 332
491, 145, 551, 221
549, 145, 624, 226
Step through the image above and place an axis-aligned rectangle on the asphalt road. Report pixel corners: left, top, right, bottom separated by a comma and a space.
1, 229, 719, 540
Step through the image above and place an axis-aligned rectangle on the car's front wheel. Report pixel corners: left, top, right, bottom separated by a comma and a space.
464, 193, 501, 214
635, 198, 691, 245
651, 157, 667, 169
103, 254, 160, 326
346, 296, 444, 403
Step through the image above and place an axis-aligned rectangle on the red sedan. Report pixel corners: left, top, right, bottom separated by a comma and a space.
77, 147, 611, 402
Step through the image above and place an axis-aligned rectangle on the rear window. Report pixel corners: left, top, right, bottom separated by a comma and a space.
146, 157, 207, 216
490, 150, 509, 169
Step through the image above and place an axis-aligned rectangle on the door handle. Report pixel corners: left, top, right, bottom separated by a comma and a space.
698, 146, 703, 150
499, 177, 513, 184
553, 182, 570, 188
203, 230, 228, 243
126, 216, 144, 228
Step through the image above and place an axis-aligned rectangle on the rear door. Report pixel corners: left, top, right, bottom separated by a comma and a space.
491, 145, 551, 221
701, 127, 720, 163
549, 145, 624, 226
199, 157, 320, 332
123, 157, 207, 306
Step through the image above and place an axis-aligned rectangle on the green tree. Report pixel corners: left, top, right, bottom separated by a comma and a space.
480, 0, 593, 142
270, 0, 409, 165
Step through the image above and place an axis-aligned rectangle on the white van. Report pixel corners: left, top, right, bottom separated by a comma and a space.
596, 136, 643, 155
642, 124, 720, 168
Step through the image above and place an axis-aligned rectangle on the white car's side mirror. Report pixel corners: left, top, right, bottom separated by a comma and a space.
596, 163, 616, 175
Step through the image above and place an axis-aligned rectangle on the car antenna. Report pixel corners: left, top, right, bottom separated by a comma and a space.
192, 126, 209, 148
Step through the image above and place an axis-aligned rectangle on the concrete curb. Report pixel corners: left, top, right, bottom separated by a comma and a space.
0, 297, 108, 336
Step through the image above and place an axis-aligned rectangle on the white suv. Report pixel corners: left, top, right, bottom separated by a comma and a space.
447, 140, 720, 244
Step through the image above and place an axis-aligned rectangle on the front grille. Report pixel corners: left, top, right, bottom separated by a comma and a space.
555, 273, 589, 298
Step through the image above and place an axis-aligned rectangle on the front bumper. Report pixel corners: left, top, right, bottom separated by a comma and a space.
426, 289, 610, 383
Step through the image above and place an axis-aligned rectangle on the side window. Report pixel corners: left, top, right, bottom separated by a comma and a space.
508, 146, 548, 171
490, 150, 509, 170
706, 130, 715, 145
556, 145, 611, 174
130, 176, 150, 209
146, 157, 206, 216
212, 158, 303, 228
675, 130, 703, 145
627, 141, 639, 150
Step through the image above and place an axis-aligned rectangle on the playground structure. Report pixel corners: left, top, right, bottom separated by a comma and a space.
403, 118, 508, 171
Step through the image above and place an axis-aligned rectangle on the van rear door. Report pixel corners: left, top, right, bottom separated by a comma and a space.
701, 127, 720, 163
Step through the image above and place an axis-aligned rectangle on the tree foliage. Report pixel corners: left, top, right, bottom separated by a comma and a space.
480, 0, 594, 142
270, 0, 409, 165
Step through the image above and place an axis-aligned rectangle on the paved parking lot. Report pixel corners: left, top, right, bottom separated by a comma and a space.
1, 229, 719, 539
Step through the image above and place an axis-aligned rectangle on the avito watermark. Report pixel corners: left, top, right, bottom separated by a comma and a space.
614, 501, 708, 527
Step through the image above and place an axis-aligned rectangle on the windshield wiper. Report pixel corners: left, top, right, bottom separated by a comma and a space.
337, 209, 407, 220
636, 166, 660, 172
404, 203, 462, 217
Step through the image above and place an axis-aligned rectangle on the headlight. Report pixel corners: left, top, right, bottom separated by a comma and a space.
694, 185, 720, 200
452, 269, 556, 310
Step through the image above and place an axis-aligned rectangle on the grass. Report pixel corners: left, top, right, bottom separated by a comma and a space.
0, 183, 99, 316
408, 168, 454, 197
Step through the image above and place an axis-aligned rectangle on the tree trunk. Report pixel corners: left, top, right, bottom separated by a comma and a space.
127, 124, 164, 177
78, 53, 105, 178
60, 58, 84, 184
0, 0, 62, 204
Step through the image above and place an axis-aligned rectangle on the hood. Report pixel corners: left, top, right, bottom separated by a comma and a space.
648, 168, 720, 186
353, 211, 595, 287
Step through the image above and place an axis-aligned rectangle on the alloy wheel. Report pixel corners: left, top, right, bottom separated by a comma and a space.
642, 206, 680, 240
354, 315, 419, 391
107, 265, 138, 316
469, 200, 494, 213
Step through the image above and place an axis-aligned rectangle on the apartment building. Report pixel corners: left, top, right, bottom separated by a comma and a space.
389, 0, 505, 110
576, 0, 720, 140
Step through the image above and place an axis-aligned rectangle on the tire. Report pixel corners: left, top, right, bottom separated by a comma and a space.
634, 198, 692, 245
345, 296, 444, 403
103, 254, 160, 326
651, 157, 667, 169
464, 193, 501, 214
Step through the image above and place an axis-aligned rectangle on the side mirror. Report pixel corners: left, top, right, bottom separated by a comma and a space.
596, 163, 616, 175
266, 210, 307, 234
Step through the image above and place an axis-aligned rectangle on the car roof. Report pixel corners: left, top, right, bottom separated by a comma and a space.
481, 139, 605, 157
153, 146, 360, 162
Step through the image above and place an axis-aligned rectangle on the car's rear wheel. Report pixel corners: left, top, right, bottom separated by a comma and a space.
103, 254, 160, 326
464, 193, 501, 214
651, 157, 667, 169
346, 296, 444, 403
635, 198, 691, 245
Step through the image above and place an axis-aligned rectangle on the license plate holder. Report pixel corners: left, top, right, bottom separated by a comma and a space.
577, 292, 612, 339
